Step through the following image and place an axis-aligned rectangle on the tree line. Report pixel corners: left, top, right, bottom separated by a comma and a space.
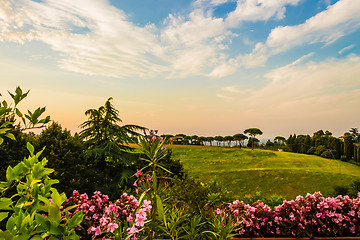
277, 129, 360, 162
162, 128, 263, 150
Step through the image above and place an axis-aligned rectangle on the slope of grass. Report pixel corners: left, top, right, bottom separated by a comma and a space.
169, 145, 360, 199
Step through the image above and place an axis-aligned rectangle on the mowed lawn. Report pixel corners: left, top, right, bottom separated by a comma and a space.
169, 145, 360, 199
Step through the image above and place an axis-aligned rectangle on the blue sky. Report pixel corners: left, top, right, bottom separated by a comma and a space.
0, 0, 359, 139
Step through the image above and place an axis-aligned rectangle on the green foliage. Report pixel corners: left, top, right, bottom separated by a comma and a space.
34, 122, 88, 195
168, 177, 232, 215
285, 130, 343, 160
241, 191, 285, 208
344, 135, 354, 161
0, 143, 83, 239
334, 180, 360, 198
80, 97, 145, 169
205, 211, 241, 240
0, 87, 50, 138
244, 128, 263, 150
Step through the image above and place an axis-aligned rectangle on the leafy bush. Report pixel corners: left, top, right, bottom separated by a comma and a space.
307, 147, 316, 155
0, 143, 83, 239
241, 191, 285, 209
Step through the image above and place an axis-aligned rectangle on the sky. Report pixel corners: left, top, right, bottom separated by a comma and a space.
0, 0, 359, 140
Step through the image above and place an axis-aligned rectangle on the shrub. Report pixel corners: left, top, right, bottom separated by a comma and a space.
66, 190, 151, 239
0, 143, 83, 239
228, 192, 360, 238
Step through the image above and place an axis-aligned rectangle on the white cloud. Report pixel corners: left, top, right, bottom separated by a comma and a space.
338, 44, 355, 54
1, 0, 359, 79
0, 0, 239, 79
238, 55, 360, 111
216, 55, 360, 136
267, 0, 360, 51
226, 0, 301, 27
241, 0, 360, 67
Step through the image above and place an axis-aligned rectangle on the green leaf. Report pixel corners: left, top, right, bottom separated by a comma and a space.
48, 201, 61, 223
0, 137, 3, 145
30, 180, 41, 187
0, 212, 9, 222
30, 235, 43, 240
67, 211, 84, 229
50, 189, 63, 208
15, 108, 23, 118
32, 163, 45, 179
26, 143, 35, 157
6, 166, 14, 183
38, 195, 50, 206
13, 233, 31, 240
0, 198, 13, 210
6, 214, 15, 231
4, 133, 16, 141
49, 220, 63, 235
156, 194, 164, 221
0, 121, 13, 128
0, 128, 11, 134
152, 171, 157, 191
35, 213, 49, 227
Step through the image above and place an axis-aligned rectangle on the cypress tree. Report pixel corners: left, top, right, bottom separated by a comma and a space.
344, 135, 354, 161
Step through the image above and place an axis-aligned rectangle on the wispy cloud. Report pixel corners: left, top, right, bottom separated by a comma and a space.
216, 55, 360, 135
338, 44, 355, 54
0, 0, 359, 79
240, 0, 360, 68
226, 0, 301, 27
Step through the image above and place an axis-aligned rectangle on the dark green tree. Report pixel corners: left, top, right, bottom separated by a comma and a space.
207, 136, 215, 146
35, 122, 87, 195
244, 128, 263, 150
224, 136, 233, 147
274, 136, 285, 145
190, 135, 198, 145
79, 97, 145, 170
349, 128, 359, 143
233, 133, 248, 148
343, 135, 354, 161
247, 137, 259, 148
214, 136, 223, 147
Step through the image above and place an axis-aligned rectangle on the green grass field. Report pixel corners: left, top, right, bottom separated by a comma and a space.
169, 145, 360, 199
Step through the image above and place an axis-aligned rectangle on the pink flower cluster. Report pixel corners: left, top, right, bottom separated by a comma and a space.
143, 129, 167, 150
66, 190, 152, 239
226, 192, 360, 238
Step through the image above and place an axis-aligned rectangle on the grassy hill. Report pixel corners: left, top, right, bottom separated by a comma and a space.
169, 145, 360, 199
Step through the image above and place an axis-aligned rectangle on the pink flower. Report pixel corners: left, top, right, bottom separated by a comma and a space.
127, 225, 139, 234
106, 223, 118, 233
89, 205, 96, 212
143, 200, 152, 211
91, 226, 102, 236
135, 215, 146, 227
127, 215, 133, 222
135, 169, 143, 177
215, 208, 221, 215
99, 217, 107, 226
